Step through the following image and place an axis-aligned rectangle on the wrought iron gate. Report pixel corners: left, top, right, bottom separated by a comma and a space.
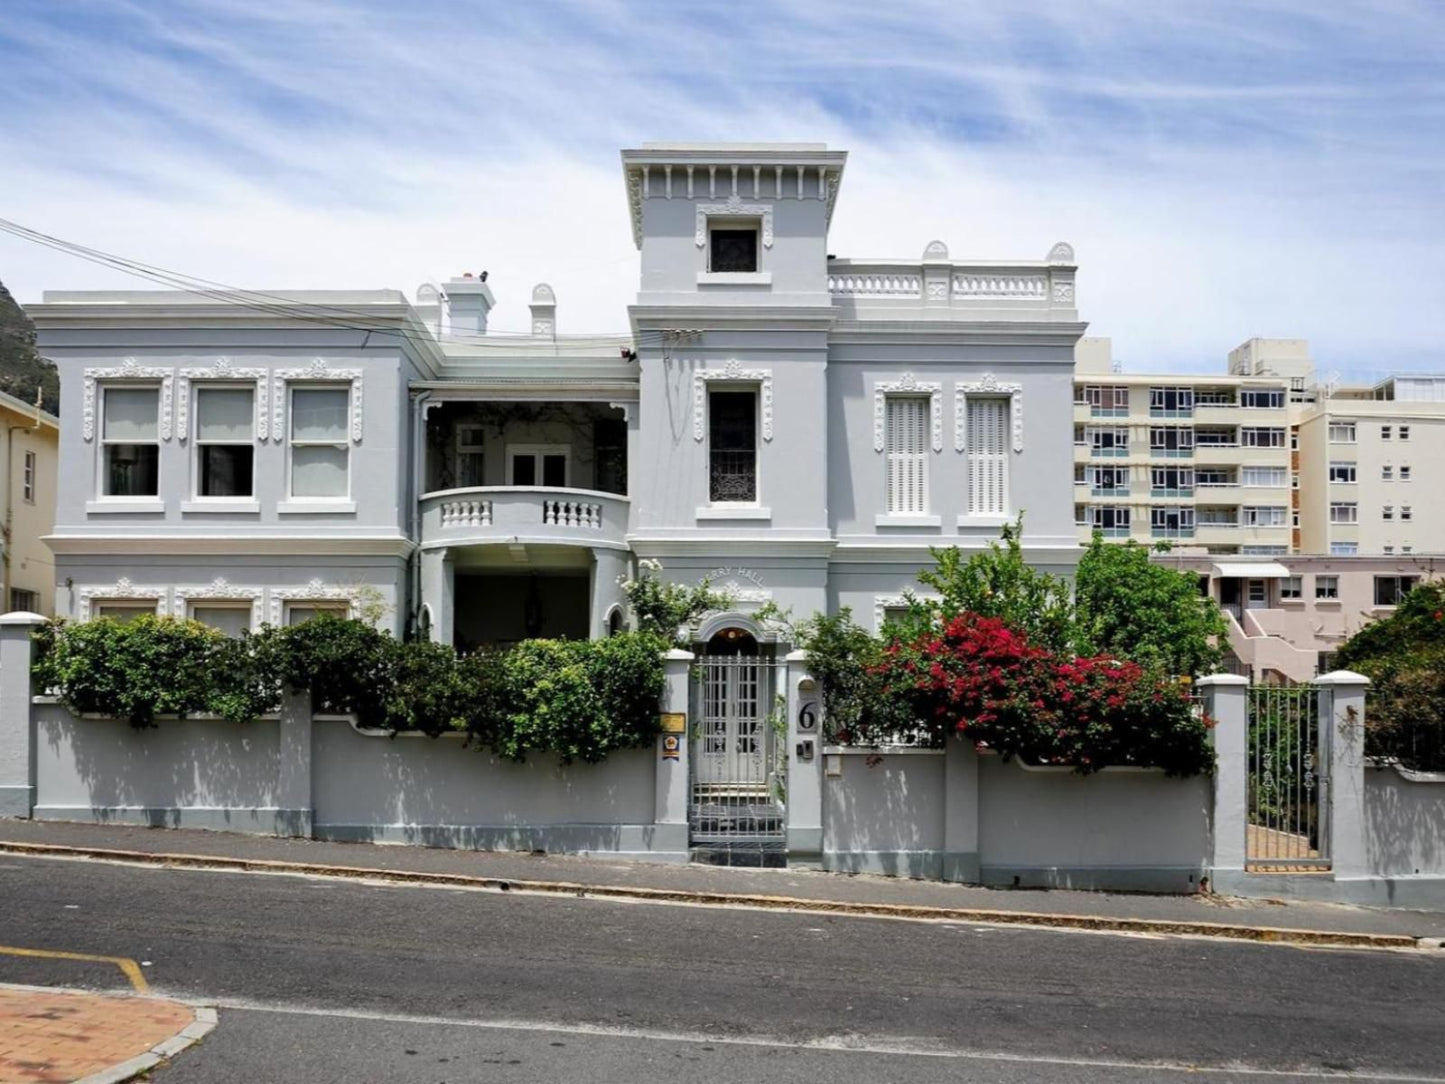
689, 652, 784, 861
1247, 684, 1329, 870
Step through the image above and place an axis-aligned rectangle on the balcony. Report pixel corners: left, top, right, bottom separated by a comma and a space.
420, 487, 630, 550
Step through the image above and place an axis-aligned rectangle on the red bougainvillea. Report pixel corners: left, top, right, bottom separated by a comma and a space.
872, 613, 1212, 776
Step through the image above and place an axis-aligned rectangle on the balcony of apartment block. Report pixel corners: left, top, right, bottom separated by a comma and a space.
418, 402, 631, 648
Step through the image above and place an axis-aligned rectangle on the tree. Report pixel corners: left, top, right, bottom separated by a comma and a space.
1073, 535, 1225, 679
0, 279, 59, 413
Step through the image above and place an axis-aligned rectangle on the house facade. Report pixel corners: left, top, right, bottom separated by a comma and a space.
27, 142, 1085, 647
0, 388, 59, 615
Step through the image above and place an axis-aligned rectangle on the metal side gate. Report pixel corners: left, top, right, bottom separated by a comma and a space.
1247, 684, 1329, 872
689, 652, 785, 865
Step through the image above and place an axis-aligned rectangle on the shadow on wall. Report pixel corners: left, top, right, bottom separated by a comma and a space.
1364, 764, 1445, 880
822, 750, 947, 879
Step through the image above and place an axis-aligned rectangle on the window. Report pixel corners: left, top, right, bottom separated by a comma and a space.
966, 397, 1009, 516
1195, 388, 1235, 406
885, 395, 929, 515
1089, 465, 1128, 493
508, 445, 569, 487
1374, 576, 1419, 607
1292, 510, 1300, 527
1330, 542, 1358, 556
1241, 388, 1285, 409
1280, 576, 1302, 600
1241, 466, 1286, 487
593, 418, 628, 495
1195, 468, 1234, 487
1315, 575, 1339, 600
22, 450, 35, 503
1403, 545, 1413, 554
1081, 385, 1129, 415
709, 223, 759, 273
456, 425, 486, 488
1328, 421, 1356, 443
1150, 506, 1195, 536
94, 602, 157, 623
1242, 545, 1288, 555
1150, 466, 1193, 495
1400, 465, 1412, 481
1399, 425, 1411, 441
1198, 506, 1238, 526
1194, 427, 1236, 446
289, 387, 350, 498
1150, 426, 1194, 454
1383, 505, 1393, 521
1149, 386, 1193, 416
1329, 502, 1358, 524
1317, 651, 1339, 675
100, 386, 160, 496
1240, 427, 1286, 448
9, 587, 39, 612
285, 603, 349, 626
1402, 505, 1413, 521
1381, 425, 1392, 440
1088, 427, 1130, 456
1382, 465, 1394, 481
1327, 462, 1356, 484
191, 604, 252, 638
708, 389, 757, 502
1087, 506, 1130, 533
1247, 579, 1267, 605
1242, 506, 1286, 527
1384, 545, 1395, 555
195, 387, 255, 497
1290, 430, 1299, 450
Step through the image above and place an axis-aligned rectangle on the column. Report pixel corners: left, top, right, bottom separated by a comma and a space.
654, 649, 693, 858
1199, 673, 1250, 884
942, 735, 981, 882
590, 549, 631, 639
784, 650, 823, 866
0, 612, 45, 817
419, 548, 455, 645
1315, 671, 1371, 881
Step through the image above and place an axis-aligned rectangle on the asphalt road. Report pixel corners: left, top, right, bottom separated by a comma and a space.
2, 855, 1444, 1083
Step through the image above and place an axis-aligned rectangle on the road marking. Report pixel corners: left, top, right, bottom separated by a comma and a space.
196, 997, 1445, 1082
0, 944, 150, 993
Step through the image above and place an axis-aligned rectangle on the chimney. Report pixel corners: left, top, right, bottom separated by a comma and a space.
530, 283, 557, 340
444, 272, 495, 335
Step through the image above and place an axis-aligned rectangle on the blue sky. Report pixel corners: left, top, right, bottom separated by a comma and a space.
2, 0, 1442, 378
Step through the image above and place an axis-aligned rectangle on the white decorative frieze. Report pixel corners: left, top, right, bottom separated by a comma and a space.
177, 358, 270, 442
827, 274, 920, 297
874, 374, 943, 453
1053, 280, 1075, 303
952, 275, 1047, 299
173, 577, 264, 629
955, 374, 1024, 453
271, 359, 364, 444
268, 579, 364, 627
75, 578, 168, 620
693, 361, 774, 442
695, 199, 774, 249
82, 359, 175, 442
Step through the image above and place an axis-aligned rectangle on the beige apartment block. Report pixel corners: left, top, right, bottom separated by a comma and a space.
0, 389, 59, 615
1296, 374, 1445, 558
1154, 551, 1441, 685
1073, 338, 1300, 554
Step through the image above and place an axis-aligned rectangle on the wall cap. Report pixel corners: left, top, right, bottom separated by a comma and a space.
0, 611, 48, 627
1196, 673, 1250, 687
663, 649, 695, 661
1315, 670, 1372, 686
785, 649, 811, 662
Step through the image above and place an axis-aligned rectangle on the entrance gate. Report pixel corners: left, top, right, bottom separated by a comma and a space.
689, 630, 784, 862
1246, 684, 1329, 870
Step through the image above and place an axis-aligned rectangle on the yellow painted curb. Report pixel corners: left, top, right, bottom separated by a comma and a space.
0, 839, 1430, 951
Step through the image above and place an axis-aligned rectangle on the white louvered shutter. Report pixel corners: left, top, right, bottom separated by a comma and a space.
967, 397, 1008, 515
885, 396, 928, 514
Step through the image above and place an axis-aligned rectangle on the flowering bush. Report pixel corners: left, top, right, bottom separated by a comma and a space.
620, 559, 733, 644
871, 613, 1212, 775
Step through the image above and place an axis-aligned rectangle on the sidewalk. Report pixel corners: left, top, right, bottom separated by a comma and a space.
0, 984, 211, 1084
4, 819, 1445, 943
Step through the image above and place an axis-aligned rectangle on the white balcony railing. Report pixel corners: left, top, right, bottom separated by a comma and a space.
421, 487, 629, 549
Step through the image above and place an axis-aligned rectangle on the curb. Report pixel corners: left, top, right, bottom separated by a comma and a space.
0, 839, 1431, 951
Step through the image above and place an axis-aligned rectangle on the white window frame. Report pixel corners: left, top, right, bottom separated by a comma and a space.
287, 383, 353, 502
97, 383, 162, 499
1401, 505, 1413, 521
1240, 427, 1286, 448
1242, 505, 1287, 527
964, 395, 1011, 518
1241, 465, 1287, 487
883, 394, 930, 516
456, 424, 487, 488
192, 383, 257, 500
1330, 501, 1358, 524
1382, 465, 1394, 481
1399, 425, 1411, 441
268, 580, 362, 626
1381, 425, 1392, 440
1328, 421, 1356, 444
1240, 388, 1285, 409
1383, 505, 1394, 521
1327, 462, 1357, 484
173, 578, 263, 632
506, 443, 571, 488
1330, 542, 1358, 556
1280, 576, 1303, 601
1400, 465, 1412, 481
22, 450, 35, 503
77, 578, 167, 621
1315, 575, 1340, 600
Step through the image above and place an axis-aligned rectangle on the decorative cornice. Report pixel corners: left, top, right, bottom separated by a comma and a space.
75, 577, 168, 620
268, 579, 364, 627
82, 360, 174, 442
695, 199, 774, 249
271, 359, 363, 443
955, 373, 1024, 453
44, 534, 415, 557
873, 374, 943, 453
693, 360, 773, 442
173, 577, 264, 629
177, 358, 270, 442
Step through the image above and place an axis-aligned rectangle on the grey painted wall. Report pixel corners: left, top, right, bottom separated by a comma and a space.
1364, 765, 1445, 878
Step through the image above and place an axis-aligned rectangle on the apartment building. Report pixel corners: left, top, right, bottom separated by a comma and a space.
1072, 337, 1303, 554
1297, 374, 1445, 557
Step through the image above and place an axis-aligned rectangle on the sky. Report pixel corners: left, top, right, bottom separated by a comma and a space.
1, 0, 1442, 379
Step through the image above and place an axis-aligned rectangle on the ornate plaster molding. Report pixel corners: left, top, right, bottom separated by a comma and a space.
954, 373, 1024, 453
873, 374, 943, 453
271, 359, 363, 444
177, 358, 270, 442
268, 579, 364, 627
692, 360, 774, 442
694, 198, 774, 249
75, 577, 168, 621
872, 593, 939, 634
172, 577, 264, 629
626, 168, 644, 247
82, 360, 174, 442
